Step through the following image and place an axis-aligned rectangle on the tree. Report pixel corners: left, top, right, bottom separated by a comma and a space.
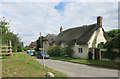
106, 29, 120, 41
0, 17, 23, 52
36, 36, 45, 51
0, 17, 10, 44
104, 33, 120, 49
0, 17, 9, 34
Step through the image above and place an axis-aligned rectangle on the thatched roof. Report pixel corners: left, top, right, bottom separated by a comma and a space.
54, 24, 100, 45
43, 34, 57, 45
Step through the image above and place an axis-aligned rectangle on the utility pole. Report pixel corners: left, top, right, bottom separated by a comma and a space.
40, 32, 45, 69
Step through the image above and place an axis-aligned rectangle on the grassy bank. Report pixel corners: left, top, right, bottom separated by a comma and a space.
2, 52, 67, 77
50, 57, 119, 69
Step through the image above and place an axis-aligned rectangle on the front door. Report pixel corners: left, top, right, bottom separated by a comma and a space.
95, 48, 100, 60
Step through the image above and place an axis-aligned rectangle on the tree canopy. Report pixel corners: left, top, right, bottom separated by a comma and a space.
0, 17, 23, 52
106, 29, 120, 41
36, 36, 45, 51
104, 33, 120, 49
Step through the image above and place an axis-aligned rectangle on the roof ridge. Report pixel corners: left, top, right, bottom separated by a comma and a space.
75, 24, 97, 40
65, 23, 97, 31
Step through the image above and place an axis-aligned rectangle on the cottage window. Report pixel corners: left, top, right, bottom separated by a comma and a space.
78, 48, 82, 53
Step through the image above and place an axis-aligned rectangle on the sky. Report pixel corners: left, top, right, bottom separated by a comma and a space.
0, 0, 119, 46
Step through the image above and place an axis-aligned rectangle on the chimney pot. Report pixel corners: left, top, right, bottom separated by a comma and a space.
97, 16, 102, 28
60, 27, 63, 33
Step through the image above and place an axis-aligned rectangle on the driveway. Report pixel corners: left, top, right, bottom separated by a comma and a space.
35, 58, 118, 77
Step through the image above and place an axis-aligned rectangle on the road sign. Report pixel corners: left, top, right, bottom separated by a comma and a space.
39, 48, 43, 50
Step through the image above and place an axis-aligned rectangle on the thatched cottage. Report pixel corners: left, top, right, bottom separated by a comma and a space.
43, 16, 107, 59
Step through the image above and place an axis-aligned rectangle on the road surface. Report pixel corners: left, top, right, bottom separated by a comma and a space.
35, 58, 118, 77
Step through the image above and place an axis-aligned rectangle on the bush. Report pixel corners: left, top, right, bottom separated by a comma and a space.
117, 52, 120, 58
88, 51, 93, 60
47, 45, 74, 57
98, 42, 104, 48
61, 46, 74, 57
47, 46, 61, 56
101, 49, 118, 61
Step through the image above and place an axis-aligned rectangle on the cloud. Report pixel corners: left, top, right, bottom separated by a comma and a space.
1, 2, 118, 46
2, 0, 120, 2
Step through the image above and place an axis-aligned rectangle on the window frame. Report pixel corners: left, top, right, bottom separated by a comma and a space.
78, 48, 83, 53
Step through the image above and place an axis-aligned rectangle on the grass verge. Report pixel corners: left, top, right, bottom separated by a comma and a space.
50, 57, 119, 69
2, 52, 67, 78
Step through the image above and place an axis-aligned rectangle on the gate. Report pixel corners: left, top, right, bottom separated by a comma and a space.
0, 40, 12, 55
95, 48, 100, 60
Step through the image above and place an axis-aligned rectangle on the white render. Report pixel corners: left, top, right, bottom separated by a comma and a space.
88, 27, 107, 48
72, 44, 89, 59
72, 27, 107, 59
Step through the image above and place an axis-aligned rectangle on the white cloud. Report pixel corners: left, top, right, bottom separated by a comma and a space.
1, 2, 118, 46
2, 0, 120, 2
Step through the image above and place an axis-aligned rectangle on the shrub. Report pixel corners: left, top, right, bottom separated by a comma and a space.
47, 45, 74, 57
88, 51, 93, 60
61, 46, 74, 57
98, 42, 104, 48
101, 49, 118, 61
117, 52, 120, 58
47, 46, 61, 56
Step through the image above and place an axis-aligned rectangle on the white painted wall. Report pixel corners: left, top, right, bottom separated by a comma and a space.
88, 28, 107, 48
72, 44, 89, 59
96, 28, 107, 45
72, 27, 107, 59
43, 41, 50, 52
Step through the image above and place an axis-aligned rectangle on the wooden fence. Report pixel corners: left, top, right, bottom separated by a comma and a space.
0, 40, 12, 55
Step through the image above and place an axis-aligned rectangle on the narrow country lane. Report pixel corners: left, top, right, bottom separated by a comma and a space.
35, 58, 118, 77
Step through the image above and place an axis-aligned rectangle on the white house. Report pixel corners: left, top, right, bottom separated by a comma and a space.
43, 16, 107, 60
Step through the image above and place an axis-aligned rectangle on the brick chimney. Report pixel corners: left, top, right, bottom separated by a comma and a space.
60, 26, 63, 33
97, 16, 102, 28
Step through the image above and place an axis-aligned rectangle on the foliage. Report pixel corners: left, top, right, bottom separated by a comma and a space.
118, 52, 120, 58
104, 33, 120, 49
47, 46, 61, 56
0, 17, 23, 52
106, 29, 120, 41
36, 36, 45, 51
101, 49, 118, 61
61, 46, 74, 57
23, 47, 30, 51
97, 42, 104, 48
0, 17, 9, 35
47, 45, 74, 57
88, 51, 93, 60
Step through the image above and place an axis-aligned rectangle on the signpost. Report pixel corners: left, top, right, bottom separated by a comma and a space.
40, 32, 45, 69
39, 48, 43, 50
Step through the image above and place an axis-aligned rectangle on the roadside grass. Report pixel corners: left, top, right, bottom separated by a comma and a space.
2, 52, 67, 78
50, 57, 119, 69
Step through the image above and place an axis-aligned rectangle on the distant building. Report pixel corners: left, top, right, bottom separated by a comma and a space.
29, 41, 37, 48
43, 34, 57, 51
